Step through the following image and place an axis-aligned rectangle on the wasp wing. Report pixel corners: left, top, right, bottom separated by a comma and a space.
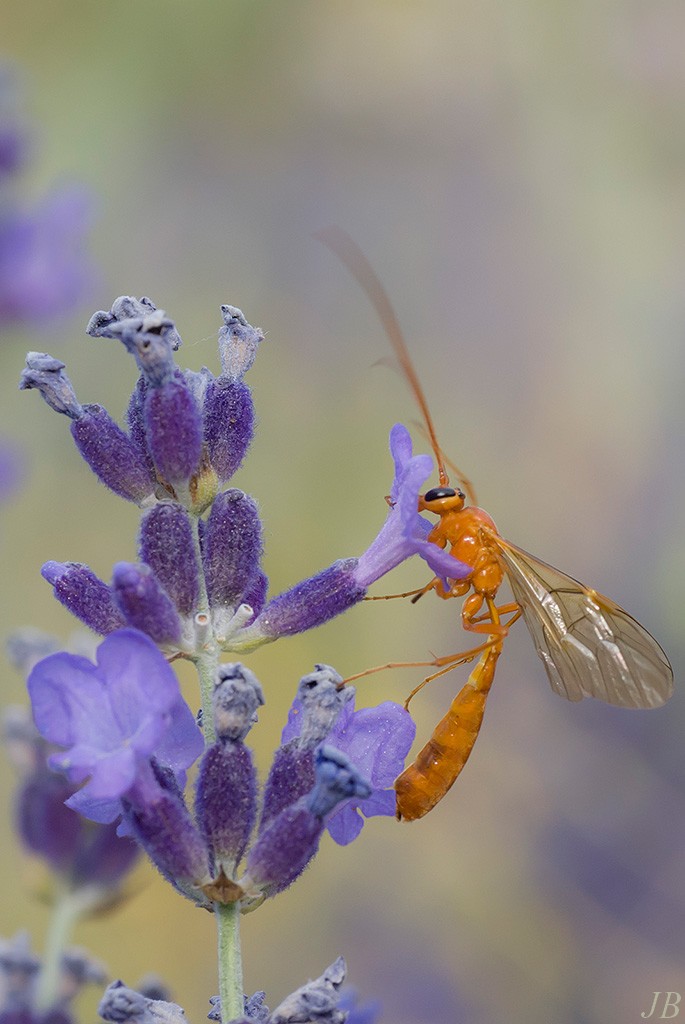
492, 538, 673, 709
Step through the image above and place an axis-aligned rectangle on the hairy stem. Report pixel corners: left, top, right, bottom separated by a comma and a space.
216, 901, 244, 1022
35, 884, 94, 1008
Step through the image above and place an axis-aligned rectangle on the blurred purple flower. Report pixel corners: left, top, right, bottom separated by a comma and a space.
27, 629, 203, 824
0, 440, 23, 503
337, 989, 382, 1024
0, 186, 94, 325
282, 691, 416, 846
0, 67, 94, 327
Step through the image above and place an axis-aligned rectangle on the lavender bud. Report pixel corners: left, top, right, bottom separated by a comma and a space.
15, 769, 82, 870
243, 801, 322, 899
138, 504, 200, 618
111, 563, 182, 648
203, 490, 262, 611
144, 375, 203, 490
123, 764, 210, 903
41, 561, 126, 636
270, 957, 346, 1024
71, 404, 156, 505
241, 570, 268, 621
195, 667, 263, 873
234, 561, 365, 651
19, 353, 83, 418
203, 377, 254, 484
244, 749, 369, 898
98, 982, 148, 1022
260, 668, 352, 829
195, 742, 257, 873
217, 305, 263, 379
212, 664, 265, 743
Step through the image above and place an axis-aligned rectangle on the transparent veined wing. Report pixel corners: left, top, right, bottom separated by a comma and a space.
492, 537, 674, 709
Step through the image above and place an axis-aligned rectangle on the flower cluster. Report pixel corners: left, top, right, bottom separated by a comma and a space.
27, 631, 414, 909
0, 66, 92, 326
19, 298, 466, 661
15, 291, 467, 1022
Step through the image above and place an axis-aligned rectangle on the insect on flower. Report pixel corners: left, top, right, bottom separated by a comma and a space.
317, 227, 674, 822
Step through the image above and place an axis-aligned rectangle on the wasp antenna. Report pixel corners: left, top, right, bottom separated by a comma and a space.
315, 226, 449, 487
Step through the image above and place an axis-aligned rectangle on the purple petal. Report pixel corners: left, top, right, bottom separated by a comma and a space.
326, 803, 364, 846
28, 653, 114, 748
154, 699, 204, 774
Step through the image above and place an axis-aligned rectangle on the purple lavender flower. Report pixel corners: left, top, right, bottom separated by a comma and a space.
2, 706, 139, 892
203, 306, 262, 485
354, 423, 469, 587
0, 186, 93, 326
27, 629, 203, 824
137, 504, 200, 619
281, 690, 416, 845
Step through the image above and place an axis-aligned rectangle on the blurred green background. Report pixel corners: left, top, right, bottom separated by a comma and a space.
2, 2, 685, 1023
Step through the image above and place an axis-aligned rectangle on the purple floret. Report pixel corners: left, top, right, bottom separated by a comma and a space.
27, 629, 203, 824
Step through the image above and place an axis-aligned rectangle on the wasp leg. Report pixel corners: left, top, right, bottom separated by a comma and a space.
403, 638, 501, 708
363, 585, 431, 602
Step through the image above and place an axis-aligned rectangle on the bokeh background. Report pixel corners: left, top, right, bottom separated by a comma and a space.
2, 3, 685, 1023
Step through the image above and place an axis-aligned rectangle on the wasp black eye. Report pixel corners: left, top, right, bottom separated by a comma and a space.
424, 486, 457, 502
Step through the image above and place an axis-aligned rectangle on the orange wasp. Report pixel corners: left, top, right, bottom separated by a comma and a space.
318, 227, 674, 821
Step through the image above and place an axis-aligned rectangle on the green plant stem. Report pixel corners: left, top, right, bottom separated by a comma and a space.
216, 901, 244, 1022
189, 516, 243, 1019
196, 645, 220, 746
36, 884, 93, 1009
